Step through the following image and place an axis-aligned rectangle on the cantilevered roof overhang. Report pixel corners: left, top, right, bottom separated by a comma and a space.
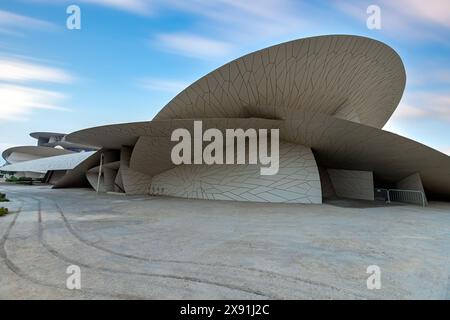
2, 146, 74, 164
60, 35, 450, 199
155, 35, 406, 129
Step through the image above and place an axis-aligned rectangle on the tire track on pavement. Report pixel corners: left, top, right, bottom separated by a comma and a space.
0, 196, 143, 299
46, 193, 362, 299
33, 196, 275, 299
6, 188, 363, 299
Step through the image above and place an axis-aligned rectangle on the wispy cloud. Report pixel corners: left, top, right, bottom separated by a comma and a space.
0, 84, 69, 121
77, 0, 152, 14
24, 0, 153, 14
0, 56, 73, 122
0, 27, 23, 37
139, 77, 189, 94
392, 103, 428, 119
155, 33, 234, 59
387, 0, 450, 28
73, 0, 308, 32
408, 68, 450, 87
0, 57, 73, 83
390, 92, 450, 122
151, 0, 311, 60
0, 9, 56, 35
335, 0, 450, 42
165, 0, 309, 38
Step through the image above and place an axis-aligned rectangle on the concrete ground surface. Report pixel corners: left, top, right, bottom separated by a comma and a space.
0, 183, 449, 300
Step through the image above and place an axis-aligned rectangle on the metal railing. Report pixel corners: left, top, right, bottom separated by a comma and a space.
374, 188, 426, 207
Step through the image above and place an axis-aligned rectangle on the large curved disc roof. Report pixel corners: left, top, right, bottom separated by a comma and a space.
2, 146, 73, 163
155, 35, 406, 128
1, 151, 96, 174
65, 118, 282, 149
30, 132, 66, 139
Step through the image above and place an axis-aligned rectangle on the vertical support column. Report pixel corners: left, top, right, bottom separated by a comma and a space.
96, 153, 104, 193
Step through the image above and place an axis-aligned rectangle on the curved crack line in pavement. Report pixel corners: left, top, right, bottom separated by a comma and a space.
48, 192, 362, 298
6, 189, 363, 299
46, 194, 362, 299
32, 197, 275, 299
0, 198, 143, 299
0, 205, 72, 294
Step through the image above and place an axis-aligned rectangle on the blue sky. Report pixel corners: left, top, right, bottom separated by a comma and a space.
0, 0, 449, 156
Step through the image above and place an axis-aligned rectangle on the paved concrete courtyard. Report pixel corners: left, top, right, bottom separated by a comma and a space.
0, 183, 449, 299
